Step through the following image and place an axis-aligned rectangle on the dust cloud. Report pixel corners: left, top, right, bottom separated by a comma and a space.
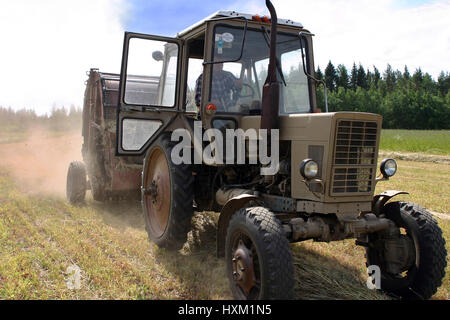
0, 127, 83, 197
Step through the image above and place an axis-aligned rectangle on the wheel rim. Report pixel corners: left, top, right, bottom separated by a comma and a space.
143, 147, 171, 239
382, 227, 418, 281
230, 230, 261, 299
369, 217, 420, 289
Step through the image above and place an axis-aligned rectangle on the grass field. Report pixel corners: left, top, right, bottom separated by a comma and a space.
0, 165, 448, 300
380, 129, 450, 155
0, 128, 448, 300
376, 160, 450, 214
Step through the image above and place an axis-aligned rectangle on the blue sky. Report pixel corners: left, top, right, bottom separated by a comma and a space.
122, 0, 448, 76
393, 0, 433, 8
124, 0, 240, 36
124, 0, 436, 35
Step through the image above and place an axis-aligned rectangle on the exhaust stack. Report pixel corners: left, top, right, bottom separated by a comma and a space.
260, 0, 279, 134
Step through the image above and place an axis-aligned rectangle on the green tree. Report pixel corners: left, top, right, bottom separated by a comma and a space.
412, 68, 424, 90
315, 67, 324, 81
324, 61, 337, 92
357, 64, 368, 89
350, 63, 358, 90
373, 66, 381, 88
313, 62, 449, 130
437, 71, 450, 97
336, 64, 349, 89
384, 64, 396, 93
403, 65, 411, 80
398, 65, 410, 90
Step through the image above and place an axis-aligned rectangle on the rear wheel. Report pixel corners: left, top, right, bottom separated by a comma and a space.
142, 133, 194, 250
225, 207, 295, 300
366, 201, 447, 299
66, 161, 87, 204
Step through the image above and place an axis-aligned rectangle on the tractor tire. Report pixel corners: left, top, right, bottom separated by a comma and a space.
366, 201, 447, 299
225, 206, 295, 300
142, 133, 194, 250
66, 161, 87, 205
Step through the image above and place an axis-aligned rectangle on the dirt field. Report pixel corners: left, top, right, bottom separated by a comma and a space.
0, 129, 448, 300
0, 129, 82, 197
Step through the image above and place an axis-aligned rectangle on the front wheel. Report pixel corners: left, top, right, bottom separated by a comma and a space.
366, 201, 447, 299
225, 207, 295, 300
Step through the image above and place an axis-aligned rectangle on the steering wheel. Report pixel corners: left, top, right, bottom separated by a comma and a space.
231, 83, 256, 105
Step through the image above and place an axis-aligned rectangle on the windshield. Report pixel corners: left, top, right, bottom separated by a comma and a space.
207, 25, 311, 114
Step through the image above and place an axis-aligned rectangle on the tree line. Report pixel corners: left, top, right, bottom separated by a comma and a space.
1, 62, 449, 131
314, 62, 450, 129
0, 105, 82, 132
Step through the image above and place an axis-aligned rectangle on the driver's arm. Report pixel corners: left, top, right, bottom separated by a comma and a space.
224, 71, 242, 90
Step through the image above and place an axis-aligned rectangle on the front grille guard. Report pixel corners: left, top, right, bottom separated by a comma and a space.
331, 120, 378, 195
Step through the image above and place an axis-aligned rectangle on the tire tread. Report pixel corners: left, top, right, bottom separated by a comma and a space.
226, 206, 294, 300
143, 133, 194, 250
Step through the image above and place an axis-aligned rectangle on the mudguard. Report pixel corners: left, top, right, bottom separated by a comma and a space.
372, 190, 409, 216
216, 194, 263, 257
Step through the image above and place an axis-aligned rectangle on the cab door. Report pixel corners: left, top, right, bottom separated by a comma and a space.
116, 32, 183, 156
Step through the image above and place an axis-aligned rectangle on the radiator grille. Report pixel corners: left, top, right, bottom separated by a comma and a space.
331, 120, 378, 194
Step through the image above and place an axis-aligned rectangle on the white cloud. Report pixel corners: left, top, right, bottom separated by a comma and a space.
231, 0, 450, 78
0, 0, 128, 114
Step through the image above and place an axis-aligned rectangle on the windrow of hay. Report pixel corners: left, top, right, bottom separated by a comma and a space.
379, 150, 450, 164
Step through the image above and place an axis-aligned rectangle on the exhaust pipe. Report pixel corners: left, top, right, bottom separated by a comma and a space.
260, 0, 279, 134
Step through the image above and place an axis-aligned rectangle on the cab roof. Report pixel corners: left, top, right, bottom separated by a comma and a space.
177, 10, 303, 38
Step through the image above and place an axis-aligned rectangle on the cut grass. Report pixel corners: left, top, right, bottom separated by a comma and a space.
375, 159, 450, 214
1, 162, 448, 300
0, 125, 449, 299
0, 123, 448, 299
380, 129, 450, 155
0, 175, 384, 300
0, 170, 231, 300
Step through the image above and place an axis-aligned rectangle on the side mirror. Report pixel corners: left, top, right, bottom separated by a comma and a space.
152, 51, 163, 61
298, 31, 329, 113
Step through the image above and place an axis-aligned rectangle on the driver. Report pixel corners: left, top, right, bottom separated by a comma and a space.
195, 63, 242, 111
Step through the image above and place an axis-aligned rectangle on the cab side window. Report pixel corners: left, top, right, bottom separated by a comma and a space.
125, 37, 179, 107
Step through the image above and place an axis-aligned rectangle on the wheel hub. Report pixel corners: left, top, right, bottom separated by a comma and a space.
232, 239, 256, 296
383, 233, 416, 275
146, 180, 158, 201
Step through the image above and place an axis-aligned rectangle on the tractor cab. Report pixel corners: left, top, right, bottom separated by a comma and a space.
115, 11, 317, 155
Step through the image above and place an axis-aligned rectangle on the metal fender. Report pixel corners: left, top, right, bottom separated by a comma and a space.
372, 190, 409, 216
216, 194, 263, 257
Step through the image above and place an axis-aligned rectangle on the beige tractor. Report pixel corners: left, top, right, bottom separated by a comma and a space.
73, 0, 447, 300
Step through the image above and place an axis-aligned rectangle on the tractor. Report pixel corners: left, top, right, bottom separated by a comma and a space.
67, 0, 446, 300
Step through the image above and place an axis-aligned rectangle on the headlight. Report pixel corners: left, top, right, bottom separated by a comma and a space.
380, 158, 397, 177
300, 159, 319, 179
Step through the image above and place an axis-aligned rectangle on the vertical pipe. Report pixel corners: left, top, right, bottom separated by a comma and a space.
260, 0, 280, 133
